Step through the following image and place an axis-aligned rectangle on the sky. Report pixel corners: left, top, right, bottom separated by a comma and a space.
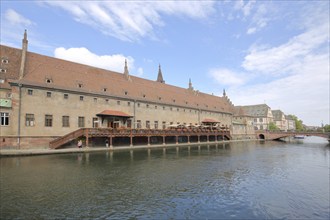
1, 0, 329, 126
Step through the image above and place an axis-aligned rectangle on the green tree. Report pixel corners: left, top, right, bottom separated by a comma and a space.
268, 122, 279, 131
288, 114, 304, 131
324, 124, 330, 132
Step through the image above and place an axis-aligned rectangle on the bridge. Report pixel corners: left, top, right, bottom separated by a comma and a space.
49, 127, 232, 149
255, 131, 330, 141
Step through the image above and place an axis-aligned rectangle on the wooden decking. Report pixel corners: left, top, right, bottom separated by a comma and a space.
49, 127, 232, 149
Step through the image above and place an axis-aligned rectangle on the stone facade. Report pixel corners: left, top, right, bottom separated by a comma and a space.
239, 104, 274, 130
231, 106, 255, 139
272, 110, 288, 131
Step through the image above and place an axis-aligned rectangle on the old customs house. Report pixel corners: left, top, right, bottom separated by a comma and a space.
0, 31, 256, 149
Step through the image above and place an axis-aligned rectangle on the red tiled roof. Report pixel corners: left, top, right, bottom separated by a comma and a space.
202, 118, 220, 123
1, 44, 235, 114
96, 110, 132, 117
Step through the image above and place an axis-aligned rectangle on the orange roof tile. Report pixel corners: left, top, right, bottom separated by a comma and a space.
97, 110, 132, 117
202, 118, 220, 123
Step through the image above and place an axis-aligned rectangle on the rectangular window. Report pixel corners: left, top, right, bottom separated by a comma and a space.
62, 116, 70, 127
0, 112, 9, 126
93, 117, 99, 128
94, 98, 97, 102
117, 100, 120, 105
154, 121, 158, 129
254, 118, 257, 122
80, 96, 84, 101
137, 103, 140, 107
127, 119, 132, 128
64, 94, 69, 99
45, 115, 53, 127
137, 120, 141, 129
162, 121, 166, 129
78, 116, 85, 127
128, 102, 130, 106
25, 114, 35, 126
146, 120, 150, 129
46, 92, 52, 97
259, 118, 263, 122
27, 89, 33, 95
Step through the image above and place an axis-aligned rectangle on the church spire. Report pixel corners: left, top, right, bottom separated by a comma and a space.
223, 89, 226, 97
188, 78, 193, 90
123, 59, 130, 80
156, 64, 165, 83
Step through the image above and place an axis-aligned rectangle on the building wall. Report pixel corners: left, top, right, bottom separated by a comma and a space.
1, 84, 234, 149
232, 116, 255, 139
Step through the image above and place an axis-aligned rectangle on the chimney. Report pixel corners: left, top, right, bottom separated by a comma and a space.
19, 29, 28, 80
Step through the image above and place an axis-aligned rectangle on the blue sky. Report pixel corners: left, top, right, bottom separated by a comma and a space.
1, 0, 329, 126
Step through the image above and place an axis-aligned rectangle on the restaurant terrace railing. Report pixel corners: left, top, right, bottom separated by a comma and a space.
49, 127, 231, 149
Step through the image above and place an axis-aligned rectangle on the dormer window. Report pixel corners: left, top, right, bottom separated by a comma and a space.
143, 94, 146, 98
46, 79, 52, 84
159, 97, 162, 100
0, 69, 7, 73
78, 83, 83, 88
1, 58, 9, 64
103, 88, 107, 92
173, 99, 176, 103
125, 91, 128, 95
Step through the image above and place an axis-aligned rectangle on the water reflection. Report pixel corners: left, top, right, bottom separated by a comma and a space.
1, 141, 329, 219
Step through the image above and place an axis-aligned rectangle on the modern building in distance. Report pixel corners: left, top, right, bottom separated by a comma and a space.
0, 31, 257, 149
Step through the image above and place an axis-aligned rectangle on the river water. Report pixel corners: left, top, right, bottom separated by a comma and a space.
1, 137, 329, 219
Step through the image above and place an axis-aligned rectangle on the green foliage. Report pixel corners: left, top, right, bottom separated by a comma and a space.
268, 122, 279, 131
288, 114, 304, 131
324, 124, 330, 132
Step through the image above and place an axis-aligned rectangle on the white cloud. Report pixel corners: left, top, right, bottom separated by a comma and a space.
137, 67, 144, 77
229, 53, 329, 126
42, 1, 215, 42
4, 9, 33, 26
54, 47, 142, 75
243, 22, 328, 75
0, 9, 34, 46
209, 68, 247, 86
212, 3, 329, 126
246, 3, 270, 35
234, 0, 256, 17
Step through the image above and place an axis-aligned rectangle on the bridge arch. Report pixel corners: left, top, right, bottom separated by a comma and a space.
259, 134, 265, 140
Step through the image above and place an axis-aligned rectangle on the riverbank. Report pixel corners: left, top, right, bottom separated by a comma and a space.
0, 139, 258, 157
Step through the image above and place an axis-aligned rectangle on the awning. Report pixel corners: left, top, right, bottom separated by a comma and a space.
96, 110, 132, 117
201, 118, 220, 123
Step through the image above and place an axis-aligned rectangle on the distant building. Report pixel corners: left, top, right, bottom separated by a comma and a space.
285, 115, 296, 131
232, 106, 255, 139
239, 104, 273, 130
272, 110, 287, 131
